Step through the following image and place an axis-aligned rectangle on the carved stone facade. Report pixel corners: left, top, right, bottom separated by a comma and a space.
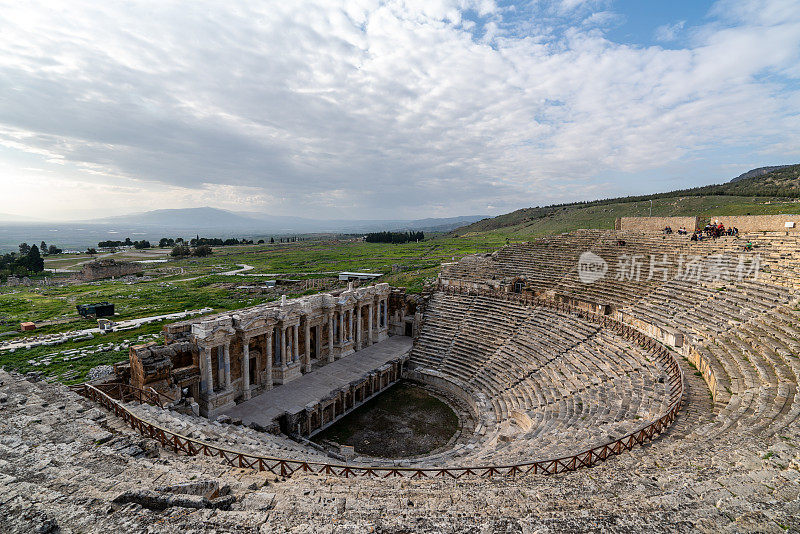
155, 283, 393, 418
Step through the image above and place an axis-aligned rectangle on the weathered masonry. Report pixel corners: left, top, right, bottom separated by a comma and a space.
128, 284, 397, 418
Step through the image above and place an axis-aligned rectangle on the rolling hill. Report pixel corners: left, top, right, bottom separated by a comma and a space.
452, 164, 800, 239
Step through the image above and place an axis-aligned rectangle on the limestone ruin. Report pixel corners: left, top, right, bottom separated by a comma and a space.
2, 226, 800, 531
118, 283, 417, 435
80, 259, 143, 281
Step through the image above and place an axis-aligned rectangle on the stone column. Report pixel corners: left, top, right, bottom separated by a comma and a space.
215, 346, 224, 392
339, 312, 344, 344
383, 299, 388, 330
349, 309, 354, 342
368, 303, 374, 345
201, 346, 212, 394
265, 332, 273, 388
355, 305, 361, 350
223, 342, 231, 390
327, 314, 334, 363
293, 324, 299, 364
280, 326, 287, 369
304, 321, 311, 372
242, 337, 251, 400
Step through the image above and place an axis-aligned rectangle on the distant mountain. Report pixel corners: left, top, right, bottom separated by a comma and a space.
0, 208, 486, 252
730, 165, 795, 183
0, 213, 41, 223
87, 207, 486, 234
97, 207, 259, 228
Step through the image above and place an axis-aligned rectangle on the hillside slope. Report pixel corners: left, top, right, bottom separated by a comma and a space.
730, 164, 795, 182
454, 164, 800, 239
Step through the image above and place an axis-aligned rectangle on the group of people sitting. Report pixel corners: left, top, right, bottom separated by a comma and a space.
703, 222, 739, 238
663, 226, 692, 236
685, 222, 740, 241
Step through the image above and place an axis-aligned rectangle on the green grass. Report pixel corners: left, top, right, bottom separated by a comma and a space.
6, 237, 503, 335
1, 321, 168, 384
455, 195, 800, 240
1, 236, 501, 383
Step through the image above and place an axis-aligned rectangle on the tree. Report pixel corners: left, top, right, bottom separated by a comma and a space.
192, 244, 213, 257
257, 239, 265, 244
48, 245, 62, 255
40, 241, 48, 255
133, 240, 151, 249
87, 248, 97, 256
124, 237, 132, 246
18, 243, 30, 255
23, 245, 44, 272
270, 237, 275, 244
171, 245, 190, 258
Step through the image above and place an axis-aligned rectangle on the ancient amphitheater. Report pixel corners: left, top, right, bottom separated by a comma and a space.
2, 228, 800, 532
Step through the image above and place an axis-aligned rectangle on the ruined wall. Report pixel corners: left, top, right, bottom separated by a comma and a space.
708, 214, 800, 233
618, 216, 699, 233
388, 289, 423, 337
129, 341, 196, 399
81, 259, 143, 281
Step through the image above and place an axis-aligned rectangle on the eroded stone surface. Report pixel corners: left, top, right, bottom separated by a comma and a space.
1, 368, 799, 533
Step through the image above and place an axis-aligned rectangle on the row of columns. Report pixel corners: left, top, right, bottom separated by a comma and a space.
273, 324, 299, 366
199, 297, 390, 401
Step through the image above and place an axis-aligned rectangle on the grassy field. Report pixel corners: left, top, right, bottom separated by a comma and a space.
0, 235, 504, 381
3, 189, 796, 384
2, 321, 169, 384
8, 236, 505, 332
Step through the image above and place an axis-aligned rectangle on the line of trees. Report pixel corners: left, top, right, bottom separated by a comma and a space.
38, 241, 62, 255
365, 231, 425, 244
97, 235, 304, 250
513, 164, 800, 213
98, 238, 133, 248
18, 242, 62, 256
98, 238, 152, 249
1, 244, 44, 275
170, 244, 213, 258
188, 237, 254, 247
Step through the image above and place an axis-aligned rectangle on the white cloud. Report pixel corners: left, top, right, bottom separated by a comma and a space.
654, 20, 686, 42
0, 0, 798, 220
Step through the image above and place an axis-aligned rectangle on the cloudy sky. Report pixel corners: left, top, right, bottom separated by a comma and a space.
1, 0, 799, 221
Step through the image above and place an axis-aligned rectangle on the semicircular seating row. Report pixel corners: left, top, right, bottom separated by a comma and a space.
434, 231, 800, 458
409, 293, 674, 465
628, 279, 800, 440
